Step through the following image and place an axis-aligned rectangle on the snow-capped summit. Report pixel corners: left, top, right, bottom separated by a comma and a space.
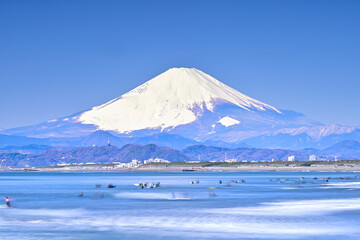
77, 68, 280, 133
1, 67, 328, 146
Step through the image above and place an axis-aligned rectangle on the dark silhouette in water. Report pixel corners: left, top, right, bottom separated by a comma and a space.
208, 191, 217, 197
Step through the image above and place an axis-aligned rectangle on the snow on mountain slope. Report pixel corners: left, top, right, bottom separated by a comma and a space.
270, 124, 356, 140
77, 68, 280, 133
218, 117, 241, 127
244, 124, 360, 149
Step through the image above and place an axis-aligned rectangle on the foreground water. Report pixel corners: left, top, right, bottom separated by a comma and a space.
0, 171, 360, 240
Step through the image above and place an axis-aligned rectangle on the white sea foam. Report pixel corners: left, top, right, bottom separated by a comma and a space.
114, 192, 190, 200
207, 198, 360, 216
1, 206, 357, 238
282, 186, 301, 190
11, 208, 88, 217
27, 214, 353, 238
326, 182, 360, 188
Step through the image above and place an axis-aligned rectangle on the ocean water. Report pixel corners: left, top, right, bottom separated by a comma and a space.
0, 171, 360, 240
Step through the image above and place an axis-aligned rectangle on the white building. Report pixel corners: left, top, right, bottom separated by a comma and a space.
129, 159, 141, 167
309, 155, 317, 161
287, 155, 295, 162
131, 159, 141, 165
114, 160, 142, 169
225, 159, 238, 163
143, 158, 170, 164
57, 163, 69, 166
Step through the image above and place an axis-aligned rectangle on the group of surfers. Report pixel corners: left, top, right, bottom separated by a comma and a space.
74, 174, 360, 200
136, 182, 161, 189
274, 175, 360, 184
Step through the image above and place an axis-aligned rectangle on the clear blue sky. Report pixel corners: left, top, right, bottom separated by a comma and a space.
0, 0, 359, 129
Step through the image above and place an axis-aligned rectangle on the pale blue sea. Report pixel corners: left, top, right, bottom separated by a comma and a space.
0, 171, 360, 240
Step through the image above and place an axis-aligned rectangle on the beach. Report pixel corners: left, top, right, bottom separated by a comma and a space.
31, 163, 360, 172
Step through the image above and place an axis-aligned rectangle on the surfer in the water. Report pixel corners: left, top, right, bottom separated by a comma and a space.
5, 196, 10, 207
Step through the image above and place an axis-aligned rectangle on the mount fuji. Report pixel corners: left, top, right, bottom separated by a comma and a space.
2, 68, 359, 149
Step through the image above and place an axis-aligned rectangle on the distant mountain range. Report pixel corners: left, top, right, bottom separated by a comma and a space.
0, 144, 55, 155
0, 130, 248, 150
1, 140, 360, 167
246, 125, 360, 149
0, 144, 187, 167
0, 68, 359, 155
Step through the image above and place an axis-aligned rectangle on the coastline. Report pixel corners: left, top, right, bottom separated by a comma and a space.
11, 164, 360, 172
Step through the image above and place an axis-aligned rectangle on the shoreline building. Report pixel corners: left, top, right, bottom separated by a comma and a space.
143, 158, 170, 164
287, 155, 295, 162
309, 155, 317, 161
114, 159, 142, 169
225, 159, 238, 163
